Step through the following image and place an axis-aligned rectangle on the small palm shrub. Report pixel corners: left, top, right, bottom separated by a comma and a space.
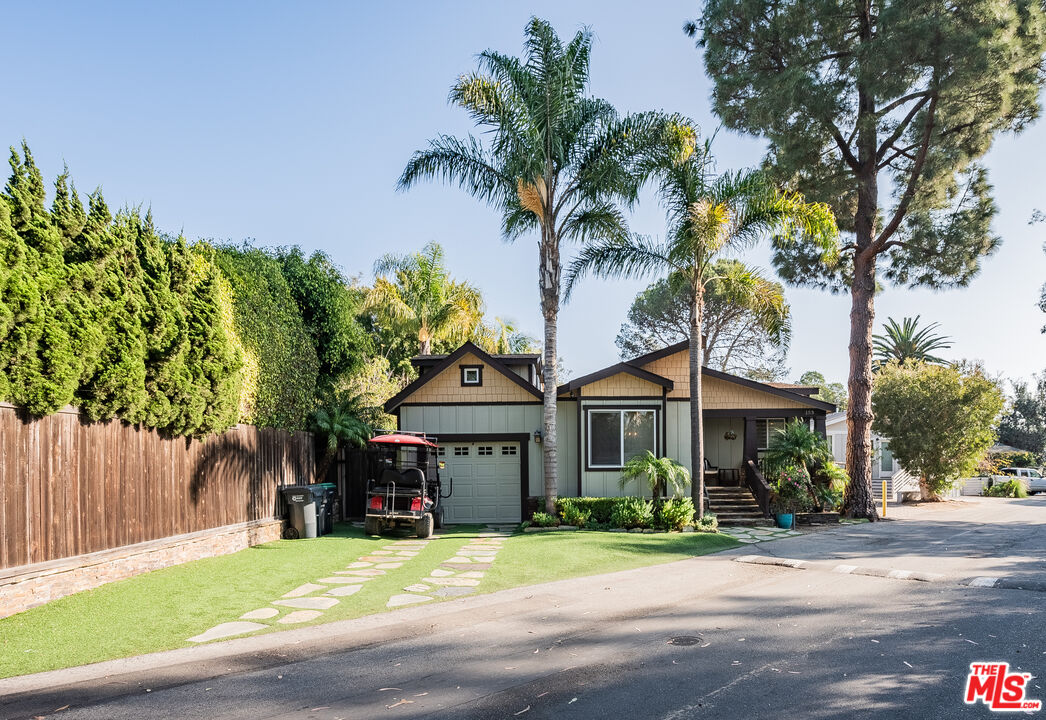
655, 497, 695, 530
983, 480, 1028, 499
611, 497, 654, 529
560, 503, 591, 528
531, 511, 559, 527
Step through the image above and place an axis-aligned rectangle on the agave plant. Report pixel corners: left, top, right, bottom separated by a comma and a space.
619, 450, 692, 502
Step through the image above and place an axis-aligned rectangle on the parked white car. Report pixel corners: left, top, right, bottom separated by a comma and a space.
992, 467, 1046, 494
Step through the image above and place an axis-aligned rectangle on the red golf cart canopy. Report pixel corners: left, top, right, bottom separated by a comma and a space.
369, 433, 438, 448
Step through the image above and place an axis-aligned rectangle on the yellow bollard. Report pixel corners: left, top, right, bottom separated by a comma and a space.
882, 480, 887, 517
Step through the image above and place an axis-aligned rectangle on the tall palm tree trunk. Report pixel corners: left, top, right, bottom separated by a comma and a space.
689, 286, 706, 519
540, 230, 560, 514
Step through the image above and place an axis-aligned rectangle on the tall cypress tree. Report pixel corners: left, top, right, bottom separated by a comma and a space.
693, 0, 1046, 518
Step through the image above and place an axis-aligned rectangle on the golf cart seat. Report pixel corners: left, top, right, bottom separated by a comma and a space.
370, 467, 425, 496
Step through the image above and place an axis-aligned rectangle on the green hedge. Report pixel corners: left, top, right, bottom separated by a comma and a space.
0, 143, 243, 437
214, 246, 319, 430
552, 496, 713, 532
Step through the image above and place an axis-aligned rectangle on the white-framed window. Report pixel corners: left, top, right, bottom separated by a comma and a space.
587, 409, 657, 468
454, 446, 469, 456
478, 446, 493, 456
501, 445, 518, 456
437, 446, 446, 456
461, 365, 482, 385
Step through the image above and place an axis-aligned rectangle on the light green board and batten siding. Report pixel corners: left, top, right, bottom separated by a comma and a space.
398, 402, 576, 499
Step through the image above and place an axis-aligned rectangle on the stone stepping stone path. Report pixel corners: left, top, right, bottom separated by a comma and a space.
719, 526, 801, 544
187, 537, 431, 643
387, 530, 509, 608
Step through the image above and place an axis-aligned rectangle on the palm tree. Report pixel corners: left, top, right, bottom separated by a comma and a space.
762, 419, 833, 475
566, 145, 837, 518
399, 18, 691, 513
365, 242, 482, 356
473, 317, 539, 355
310, 395, 372, 481
873, 316, 952, 368
619, 450, 691, 502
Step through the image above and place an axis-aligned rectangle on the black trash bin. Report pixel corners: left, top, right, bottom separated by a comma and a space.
308, 483, 340, 536
281, 485, 317, 539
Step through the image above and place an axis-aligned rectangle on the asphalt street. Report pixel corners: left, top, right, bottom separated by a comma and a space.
3, 496, 1043, 720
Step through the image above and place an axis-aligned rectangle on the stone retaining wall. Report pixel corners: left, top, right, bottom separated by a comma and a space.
0, 519, 282, 619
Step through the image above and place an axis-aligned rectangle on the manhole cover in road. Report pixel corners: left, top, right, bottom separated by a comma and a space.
668, 636, 704, 646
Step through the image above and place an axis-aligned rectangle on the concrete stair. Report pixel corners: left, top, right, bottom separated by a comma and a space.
706, 485, 772, 526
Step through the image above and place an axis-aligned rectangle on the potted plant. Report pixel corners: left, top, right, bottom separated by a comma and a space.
769, 465, 813, 529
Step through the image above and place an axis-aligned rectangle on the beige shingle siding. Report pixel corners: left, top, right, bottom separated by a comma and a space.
638, 349, 812, 409
583, 372, 664, 397
403, 352, 538, 404
639, 351, 690, 398
701, 376, 811, 410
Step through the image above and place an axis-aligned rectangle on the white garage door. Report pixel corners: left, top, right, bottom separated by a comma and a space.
439, 442, 521, 524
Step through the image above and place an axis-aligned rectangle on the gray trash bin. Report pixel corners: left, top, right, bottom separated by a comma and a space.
281, 485, 318, 539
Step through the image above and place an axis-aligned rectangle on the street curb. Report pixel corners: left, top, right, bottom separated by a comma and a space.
734, 555, 947, 583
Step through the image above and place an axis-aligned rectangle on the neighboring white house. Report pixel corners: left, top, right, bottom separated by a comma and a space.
825, 411, 921, 502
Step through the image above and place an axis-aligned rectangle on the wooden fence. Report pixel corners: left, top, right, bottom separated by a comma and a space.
0, 403, 314, 570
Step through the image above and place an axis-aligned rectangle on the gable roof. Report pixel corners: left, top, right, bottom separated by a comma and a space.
567, 340, 837, 412
557, 362, 674, 395
384, 341, 543, 412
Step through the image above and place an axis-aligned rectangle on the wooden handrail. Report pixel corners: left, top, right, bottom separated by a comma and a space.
745, 460, 772, 518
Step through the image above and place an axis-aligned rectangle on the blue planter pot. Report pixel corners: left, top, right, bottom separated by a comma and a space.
775, 513, 794, 529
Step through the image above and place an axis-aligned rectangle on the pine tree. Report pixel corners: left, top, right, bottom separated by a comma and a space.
693, 0, 1046, 518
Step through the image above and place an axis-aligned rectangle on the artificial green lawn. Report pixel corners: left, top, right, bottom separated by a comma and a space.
0, 524, 737, 679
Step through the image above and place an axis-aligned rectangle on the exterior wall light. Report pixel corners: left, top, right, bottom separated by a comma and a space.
533, 430, 543, 444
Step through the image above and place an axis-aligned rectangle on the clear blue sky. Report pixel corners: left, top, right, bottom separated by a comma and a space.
3, 1, 1045, 387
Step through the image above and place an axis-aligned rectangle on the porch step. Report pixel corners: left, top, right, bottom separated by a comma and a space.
706, 486, 767, 525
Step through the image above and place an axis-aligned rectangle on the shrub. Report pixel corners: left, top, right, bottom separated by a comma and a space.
694, 512, 718, 533
770, 465, 814, 513
983, 479, 1028, 498
655, 497, 695, 531
560, 502, 591, 528
610, 497, 653, 529
554, 497, 619, 525
531, 511, 559, 527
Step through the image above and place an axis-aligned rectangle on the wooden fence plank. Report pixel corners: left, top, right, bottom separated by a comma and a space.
0, 406, 313, 570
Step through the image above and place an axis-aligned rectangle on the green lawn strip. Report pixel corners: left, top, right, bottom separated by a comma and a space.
0, 526, 736, 679
0, 524, 474, 678
479, 530, 739, 593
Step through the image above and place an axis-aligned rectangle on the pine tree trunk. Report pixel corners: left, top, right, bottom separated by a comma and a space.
841, 28, 881, 521
540, 228, 560, 514
689, 287, 705, 518
842, 231, 880, 517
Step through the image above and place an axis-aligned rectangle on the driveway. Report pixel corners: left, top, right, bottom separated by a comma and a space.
3, 497, 1043, 720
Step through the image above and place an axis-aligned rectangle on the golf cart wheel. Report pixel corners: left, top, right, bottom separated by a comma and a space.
416, 513, 434, 539
433, 506, 444, 529
282, 526, 300, 540
364, 517, 382, 536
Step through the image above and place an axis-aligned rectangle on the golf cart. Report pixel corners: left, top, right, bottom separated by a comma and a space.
364, 431, 451, 538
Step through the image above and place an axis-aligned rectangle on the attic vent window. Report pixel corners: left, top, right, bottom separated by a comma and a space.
461, 365, 483, 386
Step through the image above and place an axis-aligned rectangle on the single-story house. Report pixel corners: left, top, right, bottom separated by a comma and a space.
825, 411, 920, 502
384, 340, 835, 524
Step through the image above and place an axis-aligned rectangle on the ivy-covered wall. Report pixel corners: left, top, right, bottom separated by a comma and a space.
214, 246, 320, 430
